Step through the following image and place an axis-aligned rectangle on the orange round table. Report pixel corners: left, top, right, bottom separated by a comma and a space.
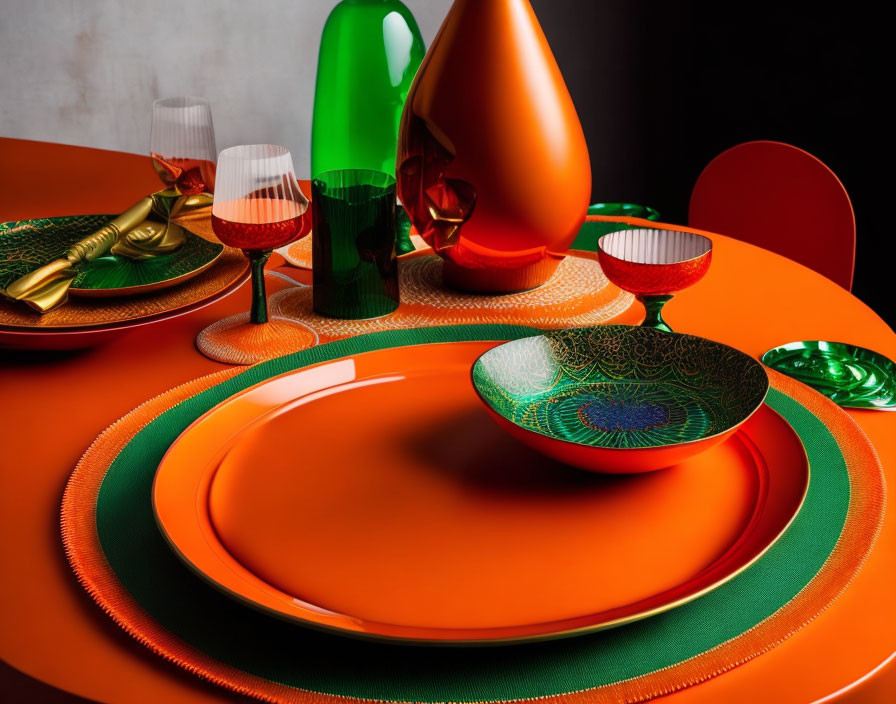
1, 138, 894, 703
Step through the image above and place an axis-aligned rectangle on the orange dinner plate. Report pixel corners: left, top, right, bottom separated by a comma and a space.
153, 341, 809, 645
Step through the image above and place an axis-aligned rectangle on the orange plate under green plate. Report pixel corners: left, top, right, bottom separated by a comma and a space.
153, 341, 808, 645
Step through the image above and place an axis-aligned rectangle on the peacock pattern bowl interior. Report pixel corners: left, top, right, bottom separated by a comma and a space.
472, 326, 769, 451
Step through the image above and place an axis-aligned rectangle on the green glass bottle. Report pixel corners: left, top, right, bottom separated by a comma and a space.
311, 0, 425, 180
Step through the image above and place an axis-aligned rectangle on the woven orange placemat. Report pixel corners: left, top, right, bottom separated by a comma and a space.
270, 252, 639, 343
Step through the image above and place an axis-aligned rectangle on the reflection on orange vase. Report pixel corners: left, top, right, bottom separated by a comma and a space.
397, 0, 591, 293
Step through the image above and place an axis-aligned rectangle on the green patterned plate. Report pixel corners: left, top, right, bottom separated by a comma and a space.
472, 326, 769, 473
0, 214, 224, 297
762, 340, 896, 411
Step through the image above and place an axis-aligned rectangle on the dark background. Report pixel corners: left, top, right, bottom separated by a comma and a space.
531, 0, 890, 325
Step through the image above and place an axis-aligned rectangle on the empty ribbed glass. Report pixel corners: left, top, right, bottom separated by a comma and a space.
150, 96, 217, 195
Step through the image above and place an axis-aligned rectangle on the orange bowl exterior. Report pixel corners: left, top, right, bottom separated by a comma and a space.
596, 247, 713, 296
397, 0, 591, 292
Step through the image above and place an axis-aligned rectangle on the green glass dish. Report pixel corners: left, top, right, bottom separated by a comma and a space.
0, 215, 223, 297
762, 341, 896, 411
472, 326, 769, 473
589, 202, 661, 220
570, 203, 661, 251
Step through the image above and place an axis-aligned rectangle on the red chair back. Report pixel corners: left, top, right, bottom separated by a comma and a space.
689, 141, 855, 289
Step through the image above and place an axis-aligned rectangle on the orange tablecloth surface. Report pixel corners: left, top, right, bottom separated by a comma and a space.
1, 138, 894, 703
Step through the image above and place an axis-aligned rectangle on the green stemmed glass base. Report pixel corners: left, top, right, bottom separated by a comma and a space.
638, 294, 674, 332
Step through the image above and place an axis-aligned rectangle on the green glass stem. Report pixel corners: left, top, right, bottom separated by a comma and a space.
638, 294, 674, 332
247, 250, 272, 325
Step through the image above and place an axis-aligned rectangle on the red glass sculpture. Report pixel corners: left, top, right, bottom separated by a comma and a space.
397, 0, 591, 293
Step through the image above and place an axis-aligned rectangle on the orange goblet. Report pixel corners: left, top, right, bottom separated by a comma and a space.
597, 228, 712, 332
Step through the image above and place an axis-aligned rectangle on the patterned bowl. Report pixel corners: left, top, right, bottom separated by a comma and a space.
471, 326, 769, 473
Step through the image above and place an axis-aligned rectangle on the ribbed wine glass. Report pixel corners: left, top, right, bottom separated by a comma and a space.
195, 144, 316, 365
150, 96, 217, 195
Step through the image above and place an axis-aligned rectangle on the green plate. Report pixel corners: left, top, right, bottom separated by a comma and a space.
472, 326, 769, 473
0, 214, 224, 297
762, 340, 896, 410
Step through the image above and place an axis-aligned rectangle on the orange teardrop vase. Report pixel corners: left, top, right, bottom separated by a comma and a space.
397, 0, 591, 293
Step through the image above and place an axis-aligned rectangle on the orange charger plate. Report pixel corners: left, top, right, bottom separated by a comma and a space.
0, 279, 246, 351
153, 341, 809, 645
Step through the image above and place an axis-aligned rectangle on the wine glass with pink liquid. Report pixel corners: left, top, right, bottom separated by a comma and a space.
195, 144, 316, 365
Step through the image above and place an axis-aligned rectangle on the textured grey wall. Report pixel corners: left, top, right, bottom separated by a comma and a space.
0, 0, 449, 174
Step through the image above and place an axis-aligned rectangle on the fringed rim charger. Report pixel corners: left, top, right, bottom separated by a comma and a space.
60, 326, 885, 704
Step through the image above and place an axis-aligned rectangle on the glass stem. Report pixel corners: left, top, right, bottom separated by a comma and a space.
638, 294, 674, 333
247, 250, 272, 325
